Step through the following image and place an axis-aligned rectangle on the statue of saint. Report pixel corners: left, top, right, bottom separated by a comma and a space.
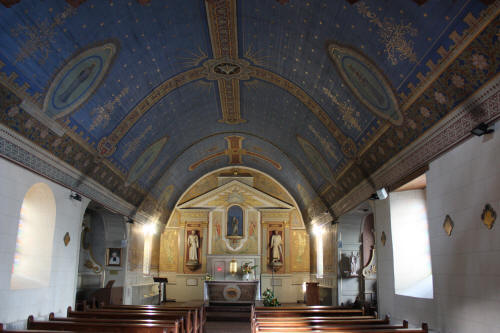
231, 216, 239, 235
270, 231, 283, 263
187, 230, 199, 262
350, 252, 359, 276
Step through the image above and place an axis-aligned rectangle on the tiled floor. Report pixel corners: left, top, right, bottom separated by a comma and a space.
205, 321, 251, 333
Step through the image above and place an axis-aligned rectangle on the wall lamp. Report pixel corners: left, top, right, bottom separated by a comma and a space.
471, 122, 494, 137
142, 223, 157, 235
69, 192, 82, 201
369, 187, 388, 200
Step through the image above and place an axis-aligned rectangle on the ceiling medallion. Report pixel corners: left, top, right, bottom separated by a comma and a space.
201, 58, 253, 81
443, 215, 454, 236
380, 231, 386, 246
327, 42, 403, 126
481, 204, 496, 230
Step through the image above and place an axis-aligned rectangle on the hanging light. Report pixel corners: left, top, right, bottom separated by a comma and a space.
229, 258, 238, 275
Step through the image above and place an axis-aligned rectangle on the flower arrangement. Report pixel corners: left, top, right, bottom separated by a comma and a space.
241, 262, 257, 274
204, 273, 214, 281
262, 288, 280, 307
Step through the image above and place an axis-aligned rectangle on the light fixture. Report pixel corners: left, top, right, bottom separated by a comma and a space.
312, 224, 323, 236
369, 187, 388, 200
471, 122, 494, 136
69, 192, 82, 201
142, 223, 156, 235
229, 258, 238, 275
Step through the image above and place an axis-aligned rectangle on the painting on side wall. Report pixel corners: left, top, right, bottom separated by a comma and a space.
227, 205, 244, 238
291, 230, 310, 272
106, 248, 122, 267
160, 228, 178, 272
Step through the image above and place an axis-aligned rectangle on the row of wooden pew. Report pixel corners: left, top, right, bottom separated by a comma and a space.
0, 302, 206, 333
251, 305, 429, 333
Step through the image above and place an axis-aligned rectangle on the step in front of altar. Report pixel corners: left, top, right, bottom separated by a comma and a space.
206, 304, 252, 322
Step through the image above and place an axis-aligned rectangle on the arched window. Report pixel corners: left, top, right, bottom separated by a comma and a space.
11, 183, 56, 290
390, 190, 433, 299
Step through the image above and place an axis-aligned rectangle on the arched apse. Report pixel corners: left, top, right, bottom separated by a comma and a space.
137, 133, 328, 225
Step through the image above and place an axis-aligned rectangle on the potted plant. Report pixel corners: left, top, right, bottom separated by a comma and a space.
262, 288, 280, 307
241, 262, 257, 281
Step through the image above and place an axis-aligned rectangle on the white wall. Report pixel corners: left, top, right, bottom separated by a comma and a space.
375, 126, 500, 332
0, 158, 89, 328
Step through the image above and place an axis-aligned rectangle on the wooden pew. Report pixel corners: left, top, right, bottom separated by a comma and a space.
27, 315, 180, 333
102, 303, 205, 333
254, 308, 365, 317
254, 319, 407, 332
0, 323, 78, 333
255, 323, 429, 333
49, 313, 182, 332
68, 307, 191, 333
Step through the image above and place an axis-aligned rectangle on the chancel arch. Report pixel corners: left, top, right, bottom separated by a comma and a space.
159, 167, 310, 303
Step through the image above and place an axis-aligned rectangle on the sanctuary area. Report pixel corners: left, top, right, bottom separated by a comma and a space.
0, 1, 499, 333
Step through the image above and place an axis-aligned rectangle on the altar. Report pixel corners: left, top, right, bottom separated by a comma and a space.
205, 280, 259, 304
204, 255, 261, 303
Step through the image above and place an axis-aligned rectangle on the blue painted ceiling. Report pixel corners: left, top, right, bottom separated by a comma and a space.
0, 0, 497, 220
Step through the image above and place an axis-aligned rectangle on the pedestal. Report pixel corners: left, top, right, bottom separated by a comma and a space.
152, 277, 168, 304
305, 282, 320, 305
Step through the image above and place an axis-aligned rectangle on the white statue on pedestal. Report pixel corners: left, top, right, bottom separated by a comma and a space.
187, 230, 199, 263
270, 231, 283, 263
350, 252, 359, 276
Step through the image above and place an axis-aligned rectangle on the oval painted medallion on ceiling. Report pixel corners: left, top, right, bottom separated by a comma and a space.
127, 136, 168, 186
43, 41, 119, 119
296, 135, 336, 185
327, 42, 403, 126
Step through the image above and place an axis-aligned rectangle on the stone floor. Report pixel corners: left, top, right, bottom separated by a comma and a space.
205, 321, 251, 333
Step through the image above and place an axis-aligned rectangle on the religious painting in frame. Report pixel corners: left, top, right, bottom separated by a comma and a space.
106, 248, 122, 267
227, 205, 244, 238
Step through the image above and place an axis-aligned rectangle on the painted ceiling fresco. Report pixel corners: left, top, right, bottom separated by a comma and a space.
0, 0, 499, 222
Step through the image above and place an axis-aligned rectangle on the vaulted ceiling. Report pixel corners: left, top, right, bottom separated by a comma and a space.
0, 0, 498, 223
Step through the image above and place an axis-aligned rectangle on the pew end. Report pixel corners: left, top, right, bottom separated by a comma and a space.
422, 322, 429, 332
66, 306, 72, 317
26, 316, 34, 329
403, 320, 408, 328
